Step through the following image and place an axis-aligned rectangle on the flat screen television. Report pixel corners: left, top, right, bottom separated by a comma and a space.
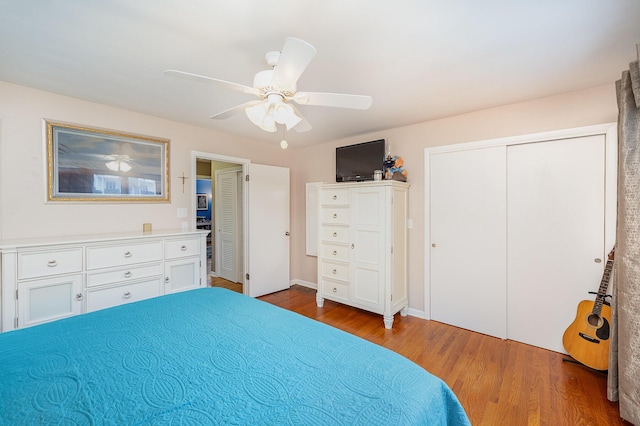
336, 139, 386, 182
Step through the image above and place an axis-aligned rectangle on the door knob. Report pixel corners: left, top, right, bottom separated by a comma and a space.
285, 232, 290, 236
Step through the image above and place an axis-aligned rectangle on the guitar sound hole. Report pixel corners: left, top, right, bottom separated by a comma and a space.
587, 313, 602, 328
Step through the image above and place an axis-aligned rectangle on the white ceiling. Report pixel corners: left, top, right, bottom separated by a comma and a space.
1, 1, 639, 148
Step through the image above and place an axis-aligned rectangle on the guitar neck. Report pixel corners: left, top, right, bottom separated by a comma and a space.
592, 259, 613, 314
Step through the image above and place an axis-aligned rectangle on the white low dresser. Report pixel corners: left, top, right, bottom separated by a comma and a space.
0, 230, 209, 332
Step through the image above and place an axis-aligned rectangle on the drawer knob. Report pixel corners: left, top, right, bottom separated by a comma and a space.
332, 269, 337, 275
75, 293, 83, 301
332, 232, 337, 237
180, 245, 187, 251
123, 292, 132, 299
124, 271, 132, 278
332, 195, 337, 200
333, 287, 337, 293
332, 250, 337, 256
165, 277, 170, 283
124, 251, 132, 258
333, 213, 338, 219
47, 260, 58, 267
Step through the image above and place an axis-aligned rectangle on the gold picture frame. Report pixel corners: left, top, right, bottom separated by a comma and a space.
46, 121, 169, 202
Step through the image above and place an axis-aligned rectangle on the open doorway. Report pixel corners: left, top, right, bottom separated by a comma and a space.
193, 152, 247, 294
192, 151, 291, 298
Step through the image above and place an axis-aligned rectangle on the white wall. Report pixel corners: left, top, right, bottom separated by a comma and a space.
291, 84, 618, 315
0, 81, 619, 316
0, 82, 293, 241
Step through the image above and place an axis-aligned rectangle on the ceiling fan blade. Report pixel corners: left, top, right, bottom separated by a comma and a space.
210, 100, 264, 120
293, 92, 372, 110
271, 38, 317, 89
290, 104, 312, 133
165, 70, 260, 95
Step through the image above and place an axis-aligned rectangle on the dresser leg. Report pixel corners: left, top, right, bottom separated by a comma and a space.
383, 315, 394, 329
400, 306, 408, 317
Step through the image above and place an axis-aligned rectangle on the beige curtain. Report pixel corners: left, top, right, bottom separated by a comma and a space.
608, 43, 640, 425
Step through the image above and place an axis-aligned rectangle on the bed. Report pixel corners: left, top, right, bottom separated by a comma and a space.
0, 287, 470, 425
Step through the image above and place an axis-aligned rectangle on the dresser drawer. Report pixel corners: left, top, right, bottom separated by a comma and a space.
320, 188, 350, 205
86, 278, 163, 312
321, 226, 349, 244
165, 237, 200, 260
86, 263, 163, 287
321, 261, 349, 281
17, 248, 83, 280
321, 243, 349, 262
320, 279, 349, 303
86, 241, 163, 270
322, 208, 349, 225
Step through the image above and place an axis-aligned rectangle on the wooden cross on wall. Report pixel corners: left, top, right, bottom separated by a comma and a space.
179, 172, 188, 193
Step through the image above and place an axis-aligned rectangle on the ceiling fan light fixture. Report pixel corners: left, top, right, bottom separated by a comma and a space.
280, 139, 288, 149
245, 102, 275, 131
284, 111, 302, 130
246, 100, 294, 133
168, 37, 371, 136
273, 103, 293, 124
260, 113, 277, 132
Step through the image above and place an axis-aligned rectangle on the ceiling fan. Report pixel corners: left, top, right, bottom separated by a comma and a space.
165, 37, 373, 134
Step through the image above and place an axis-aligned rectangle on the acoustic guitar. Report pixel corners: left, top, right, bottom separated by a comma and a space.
562, 248, 614, 371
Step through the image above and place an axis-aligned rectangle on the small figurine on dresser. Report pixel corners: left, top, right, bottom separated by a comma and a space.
383, 154, 407, 182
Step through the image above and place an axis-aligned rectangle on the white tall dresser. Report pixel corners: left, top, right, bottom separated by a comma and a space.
315, 181, 409, 328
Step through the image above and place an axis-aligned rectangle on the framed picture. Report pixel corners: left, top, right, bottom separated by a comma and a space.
46, 121, 169, 202
196, 194, 208, 210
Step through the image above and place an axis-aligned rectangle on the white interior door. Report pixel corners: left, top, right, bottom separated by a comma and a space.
507, 135, 606, 353
430, 147, 507, 338
247, 164, 290, 297
216, 169, 239, 282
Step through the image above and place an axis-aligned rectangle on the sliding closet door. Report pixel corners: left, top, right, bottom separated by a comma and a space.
430, 147, 507, 338
507, 135, 606, 353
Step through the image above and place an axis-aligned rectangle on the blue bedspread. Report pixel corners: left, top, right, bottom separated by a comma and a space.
0, 288, 470, 425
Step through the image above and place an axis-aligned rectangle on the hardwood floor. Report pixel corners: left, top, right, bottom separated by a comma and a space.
210, 276, 243, 293
258, 285, 629, 426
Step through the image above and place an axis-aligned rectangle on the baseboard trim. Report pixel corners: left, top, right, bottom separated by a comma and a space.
291, 279, 317, 290
406, 308, 426, 319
